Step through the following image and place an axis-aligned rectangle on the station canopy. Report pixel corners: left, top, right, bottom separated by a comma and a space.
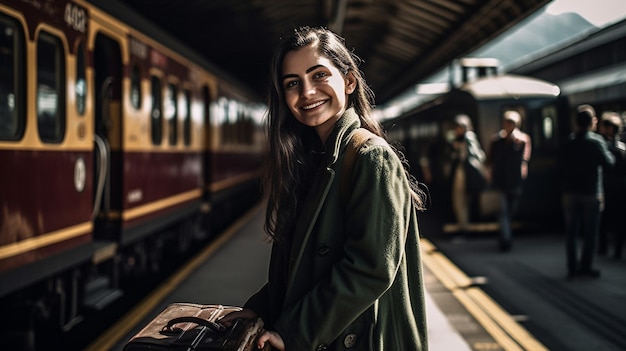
118, 0, 550, 104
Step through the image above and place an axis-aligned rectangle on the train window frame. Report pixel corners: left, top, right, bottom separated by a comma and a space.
182, 88, 191, 146
541, 105, 557, 143
36, 31, 66, 144
150, 75, 163, 145
0, 13, 26, 141
165, 82, 178, 146
75, 41, 87, 116
130, 64, 142, 110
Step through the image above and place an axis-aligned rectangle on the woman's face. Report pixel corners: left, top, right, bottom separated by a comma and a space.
281, 44, 355, 142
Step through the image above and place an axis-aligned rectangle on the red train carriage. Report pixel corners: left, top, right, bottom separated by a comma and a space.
0, 0, 265, 347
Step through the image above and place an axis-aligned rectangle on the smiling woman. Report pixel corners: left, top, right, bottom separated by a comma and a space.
219, 26, 429, 351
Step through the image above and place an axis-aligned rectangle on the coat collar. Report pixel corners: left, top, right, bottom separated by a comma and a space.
320, 107, 362, 167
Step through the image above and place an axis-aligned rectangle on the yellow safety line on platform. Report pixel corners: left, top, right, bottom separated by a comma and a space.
84, 201, 265, 351
421, 238, 549, 351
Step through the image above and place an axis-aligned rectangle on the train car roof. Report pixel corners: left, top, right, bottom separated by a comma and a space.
462, 75, 561, 99
380, 73, 561, 124
558, 62, 626, 107
99, 0, 551, 105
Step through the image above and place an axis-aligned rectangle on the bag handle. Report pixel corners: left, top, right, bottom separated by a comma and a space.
161, 316, 226, 335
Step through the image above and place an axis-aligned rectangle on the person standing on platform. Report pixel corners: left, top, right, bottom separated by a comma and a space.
487, 110, 531, 252
220, 26, 429, 350
596, 112, 626, 259
560, 105, 615, 279
449, 114, 487, 235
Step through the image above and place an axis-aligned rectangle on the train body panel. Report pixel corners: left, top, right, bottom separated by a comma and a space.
0, 149, 93, 273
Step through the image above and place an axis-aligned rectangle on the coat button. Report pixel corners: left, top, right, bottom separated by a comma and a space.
316, 344, 328, 351
317, 244, 330, 256
344, 333, 357, 348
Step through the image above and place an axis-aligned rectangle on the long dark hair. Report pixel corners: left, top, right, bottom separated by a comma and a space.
263, 26, 426, 242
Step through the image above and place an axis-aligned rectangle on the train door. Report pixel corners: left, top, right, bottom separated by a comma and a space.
93, 34, 122, 240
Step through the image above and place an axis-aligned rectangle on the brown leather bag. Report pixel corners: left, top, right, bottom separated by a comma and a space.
124, 303, 269, 351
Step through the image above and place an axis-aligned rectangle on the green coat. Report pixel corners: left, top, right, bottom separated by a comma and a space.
247, 108, 427, 350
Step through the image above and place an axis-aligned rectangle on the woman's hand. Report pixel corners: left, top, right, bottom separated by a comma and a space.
257, 330, 285, 350
219, 309, 284, 350
218, 308, 258, 327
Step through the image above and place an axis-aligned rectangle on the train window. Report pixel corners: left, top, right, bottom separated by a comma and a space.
130, 64, 141, 110
543, 116, 554, 140
542, 106, 556, 141
0, 14, 25, 140
37, 31, 66, 143
151, 75, 162, 145
75, 42, 86, 115
165, 83, 177, 145
182, 89, 191, 146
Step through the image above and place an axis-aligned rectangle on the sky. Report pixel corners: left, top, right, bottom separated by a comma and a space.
546, 0, 626, 27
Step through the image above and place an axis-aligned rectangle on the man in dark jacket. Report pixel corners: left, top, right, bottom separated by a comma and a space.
488, 110, 531, 252
560, 105, 615, 279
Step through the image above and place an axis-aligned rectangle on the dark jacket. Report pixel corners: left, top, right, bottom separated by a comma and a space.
489, 129, 531, 192
559, 131, 615, 195
245, 108, 427, 351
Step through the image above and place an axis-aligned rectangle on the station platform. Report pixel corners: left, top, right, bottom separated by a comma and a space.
88, 202, 541, 351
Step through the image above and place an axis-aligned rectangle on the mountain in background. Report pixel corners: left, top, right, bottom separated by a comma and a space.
472, 11, 596, 71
